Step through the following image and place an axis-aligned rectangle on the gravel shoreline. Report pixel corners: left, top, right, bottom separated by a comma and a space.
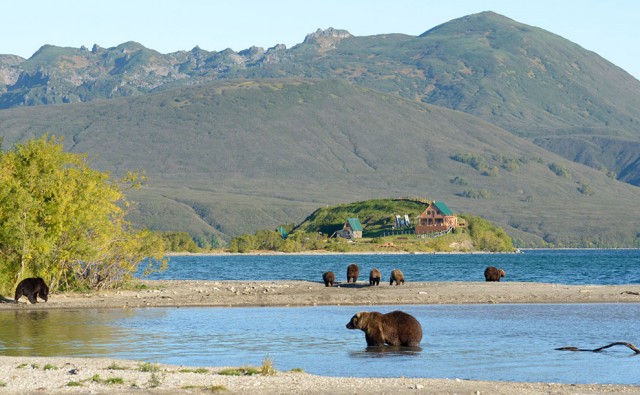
4, 279, 640, 310
2, 280, 640, 394
1, 356, 639, 394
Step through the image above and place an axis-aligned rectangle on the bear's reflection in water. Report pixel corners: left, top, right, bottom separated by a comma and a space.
349, 345, 423, 359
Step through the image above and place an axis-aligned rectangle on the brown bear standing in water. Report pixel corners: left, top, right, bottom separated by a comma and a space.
347, 264, 360, 283
14, 277, 49, 304
322, 271, 335, 287
484, 266, 506, 282
389, 269, 404, 285
346, 310, 422, 347
369, 269, 381, 286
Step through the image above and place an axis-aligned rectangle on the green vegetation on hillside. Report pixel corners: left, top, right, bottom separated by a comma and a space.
0, 136, 165, 294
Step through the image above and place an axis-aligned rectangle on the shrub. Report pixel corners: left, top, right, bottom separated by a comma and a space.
138, 362, 160, 372
0, 135, 166, 293
549, 162, 571, 178
105, 377, 124, 385
462, 214, 514, 252
260, 355, 276, 376
450, 176, 469, 186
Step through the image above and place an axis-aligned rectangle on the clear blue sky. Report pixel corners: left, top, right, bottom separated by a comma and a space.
2, 0, 639, 79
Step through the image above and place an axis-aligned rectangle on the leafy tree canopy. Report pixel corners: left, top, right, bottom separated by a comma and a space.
0, 135, 165, 294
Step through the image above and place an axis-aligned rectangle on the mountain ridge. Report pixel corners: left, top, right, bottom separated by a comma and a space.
1, 12, 639, 186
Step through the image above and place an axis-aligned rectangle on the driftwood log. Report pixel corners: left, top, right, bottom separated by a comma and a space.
555, 342, 640, 354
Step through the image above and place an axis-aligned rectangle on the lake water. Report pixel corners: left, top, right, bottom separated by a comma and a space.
2, 250, 640, 385
1, 303, 639, 384
146, 249, 640, 285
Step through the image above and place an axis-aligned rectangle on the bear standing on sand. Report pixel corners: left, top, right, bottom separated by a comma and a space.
347, 264, 359, 283
389, 269, 404, 285
346, 310, 422, 347
484, 266, 506, 282
15, 277, 49, 304
369, 268, 381, 286
322, 271, 335, 287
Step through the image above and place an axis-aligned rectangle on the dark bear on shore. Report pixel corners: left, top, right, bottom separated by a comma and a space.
369, 269, 381, 286
389, 269, 404, 285
346, 310, 422, 347
322, 271, 335, 287
347, 264, 360, 283
15, 277, 49, 304
484, 266, 506, 282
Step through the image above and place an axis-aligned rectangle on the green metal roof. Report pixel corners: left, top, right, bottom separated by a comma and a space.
433, 201, 454, 216
346, 218, 363, 231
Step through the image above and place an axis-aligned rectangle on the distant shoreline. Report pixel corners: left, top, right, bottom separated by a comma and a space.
166, 249, 519, 256
166, 248, 639, 257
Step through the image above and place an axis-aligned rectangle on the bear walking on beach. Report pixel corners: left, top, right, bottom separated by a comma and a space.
346, 310, 422, 347
322, 271, 335, 287
369, 269, 381, 286
484, 266, 506, 282
15, 277, 49, 304
389, 269, 404, 285
347, 264, 360, 283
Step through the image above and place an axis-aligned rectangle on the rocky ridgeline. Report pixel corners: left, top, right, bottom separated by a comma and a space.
0, 28, 350, 109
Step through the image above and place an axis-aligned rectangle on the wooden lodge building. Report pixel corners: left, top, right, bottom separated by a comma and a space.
415, 201, 464, 235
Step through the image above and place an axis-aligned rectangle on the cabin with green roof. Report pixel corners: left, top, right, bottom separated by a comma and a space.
335, 217, 363, 239
415, 201, 462, 234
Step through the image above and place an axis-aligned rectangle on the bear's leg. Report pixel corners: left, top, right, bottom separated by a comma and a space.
14, 288, 23, 303
26, 292, 37, 304
365, 332, 385, 347
38, 290, 48, 302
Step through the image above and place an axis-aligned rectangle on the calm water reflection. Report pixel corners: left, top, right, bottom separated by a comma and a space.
1, 304, 639, 384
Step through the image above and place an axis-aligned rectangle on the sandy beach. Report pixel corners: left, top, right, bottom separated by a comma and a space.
2, 279, 640, 394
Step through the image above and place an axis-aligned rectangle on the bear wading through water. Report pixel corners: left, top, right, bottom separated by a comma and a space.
14, 277, 49, 304
346, 310, 422, 347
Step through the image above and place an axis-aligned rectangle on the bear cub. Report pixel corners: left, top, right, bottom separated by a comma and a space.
346, 310, 422, 347
15, 277, 49, 304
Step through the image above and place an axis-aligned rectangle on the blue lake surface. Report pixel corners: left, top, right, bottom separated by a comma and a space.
145, 249, 640, 285
2, 250, 639, 385
1, 303, 639, 385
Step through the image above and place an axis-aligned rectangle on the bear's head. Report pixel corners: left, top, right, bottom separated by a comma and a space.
499, 269, 506, 278
346, 312, 373, 330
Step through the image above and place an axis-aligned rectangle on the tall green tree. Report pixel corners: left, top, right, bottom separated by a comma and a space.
0, 135, 165, 294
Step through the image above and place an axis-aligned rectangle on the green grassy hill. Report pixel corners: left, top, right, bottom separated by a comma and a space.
1, 79, 638, 247
238, 198, 513, 253
294, 198, 430, 238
